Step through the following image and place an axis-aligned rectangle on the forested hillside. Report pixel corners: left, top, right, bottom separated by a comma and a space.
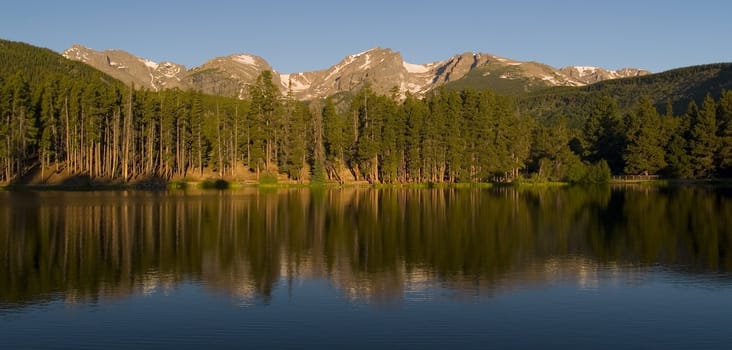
1, 39, 732, 185
520, 63, 732, 127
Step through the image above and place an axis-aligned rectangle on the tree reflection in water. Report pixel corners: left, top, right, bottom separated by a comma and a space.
1, 186, 731, 308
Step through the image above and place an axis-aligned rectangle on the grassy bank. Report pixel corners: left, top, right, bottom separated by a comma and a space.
4, 177, 732, 191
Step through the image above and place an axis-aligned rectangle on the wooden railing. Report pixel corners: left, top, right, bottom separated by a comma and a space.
611, 175, 660, 182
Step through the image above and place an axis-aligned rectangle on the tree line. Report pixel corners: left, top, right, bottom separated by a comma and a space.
2, 69, 732, 184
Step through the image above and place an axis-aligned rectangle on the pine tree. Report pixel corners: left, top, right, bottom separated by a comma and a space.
582, 96, 625, 173
383, 94, 405, 183
688, 96, 718, 178
402, 94, 425, 182
157, 90, 177, 178
353, 87, 382, 183
189, 91, 205, 175
665, 134, 693, 178
716, 90, 732, 175
506, 109, 534, 180
202, 107, 221, 176
530, 118, 574, 181
247, 71, 281, 176
4, 72, 36, 180
283, 98, 308, 181
309, 100, 328, 183
492, 95, 529, 180
322, 98, 345, 165
38, 78, 60, 178
473, 90, 498, 181
623, 97, 667, 175
444, 91, 464, 182
424, 90, 448, 182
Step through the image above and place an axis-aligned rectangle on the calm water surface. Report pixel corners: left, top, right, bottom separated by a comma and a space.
1, 186, 732, 349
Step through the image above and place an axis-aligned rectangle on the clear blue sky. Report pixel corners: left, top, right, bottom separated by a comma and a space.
2, 0, 731, 73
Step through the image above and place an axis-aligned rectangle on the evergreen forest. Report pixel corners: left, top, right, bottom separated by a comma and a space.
2, 39, 732, 185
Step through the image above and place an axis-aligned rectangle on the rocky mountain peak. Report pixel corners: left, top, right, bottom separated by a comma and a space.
185, 53, 275, 97
62, 45, 186, 91
559, 66, 650, 84
62, 44, 92, 62
62, 44, 649, 99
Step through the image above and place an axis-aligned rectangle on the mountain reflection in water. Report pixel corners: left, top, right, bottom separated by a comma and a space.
1, 186, 731, 309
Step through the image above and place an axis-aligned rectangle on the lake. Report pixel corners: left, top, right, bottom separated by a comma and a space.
2, 186, 732, 349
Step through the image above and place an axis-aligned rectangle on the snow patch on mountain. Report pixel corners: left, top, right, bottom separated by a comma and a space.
541, 75, 560, 84
403, 61, 429, 73
109, 61, 127, 69
62, 46, 89, 62
280, 73, 312, 92
352, 48, 375, 58
573, 66, 599, 76
359, 54, 372, 70
234, 54, 256, 65
405, 82, 424, 93
158, 62, 182, 79
141, 59, 158, 70
279, 74, 290, 88
325, 57, 353, 81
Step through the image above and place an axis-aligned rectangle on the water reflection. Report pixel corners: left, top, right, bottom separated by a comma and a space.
1, 186, 731, 309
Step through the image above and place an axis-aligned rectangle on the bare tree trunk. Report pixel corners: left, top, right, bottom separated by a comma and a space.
176, 121, 181, 176
197, 128, 202, 176
265, 118, 271, 172
80, 105, 85, 175
112, 108, 120, 178
216, 104, 223, 177
148, 122, 154, 175
96, 142, 101, 178
159, 95, 165, 177
233, 105, 238, 176
123, 86, 132, 181
246, 127, 251, 170
64, 97, 70, 175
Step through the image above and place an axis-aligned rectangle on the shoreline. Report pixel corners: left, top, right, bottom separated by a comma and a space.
0, 180, 493, 191
2, 178, 731, 191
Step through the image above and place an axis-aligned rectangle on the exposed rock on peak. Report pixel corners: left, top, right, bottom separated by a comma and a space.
185, 53, 275, 98
63, 45, 649, 99
559, 66, 650, 84
62, 45, 186, 91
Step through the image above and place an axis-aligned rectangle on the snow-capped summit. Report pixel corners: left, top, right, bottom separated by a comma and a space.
62, 44, 649, 99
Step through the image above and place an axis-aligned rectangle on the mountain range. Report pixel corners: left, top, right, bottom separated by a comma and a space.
62, 44, 649, 99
